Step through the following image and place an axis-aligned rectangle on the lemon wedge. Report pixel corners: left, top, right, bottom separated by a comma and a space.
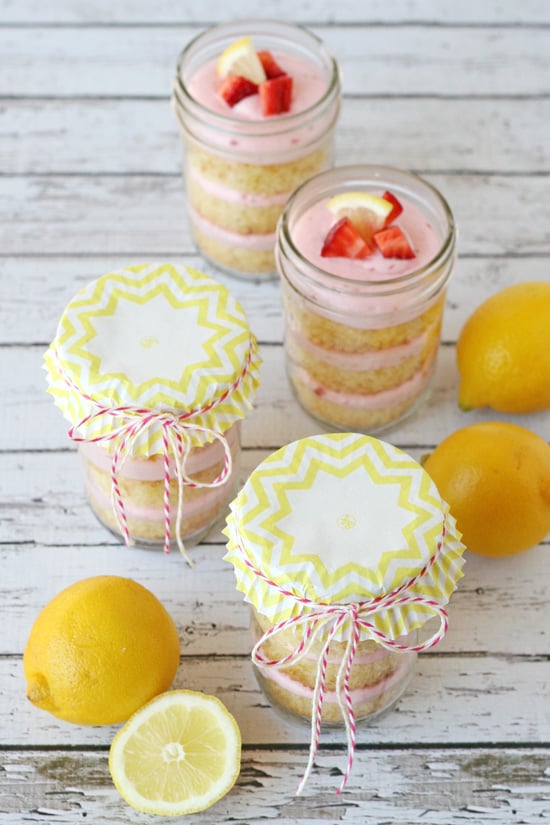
327, 192, 393, 241
217, 36, 266, 84
109, 690, 241, 816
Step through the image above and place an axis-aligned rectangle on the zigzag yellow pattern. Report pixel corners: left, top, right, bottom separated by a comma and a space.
241, 434, 441, 596
59, 264, 247, 405
224, 434, 466, 641
45, 263, 261, 456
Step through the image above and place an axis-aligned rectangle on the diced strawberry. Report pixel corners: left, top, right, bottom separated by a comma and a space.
218, 75, 258, 107
259, 75, 293, 116
257, 50, 286, 79
321, 217, 374, 259
373, 225, 416, 259
382, 191, 404, 225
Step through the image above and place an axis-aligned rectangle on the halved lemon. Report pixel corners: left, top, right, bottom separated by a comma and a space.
109, 690, 241, 816
327, 192, 393, 242
216, 36, 266, 84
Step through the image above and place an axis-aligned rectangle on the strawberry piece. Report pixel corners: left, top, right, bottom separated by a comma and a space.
259, 75, 293, 116
257, 50, 286, 79
321, 217, 374, 259
382, 191, 404, 225
373, 225, 416, 259
218, 75, 258, 107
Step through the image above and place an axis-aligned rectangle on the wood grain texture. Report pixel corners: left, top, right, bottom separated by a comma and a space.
4, 98, 550, 175
1, 535, 549, 656
1, 2, 549, 822
1, 748, 549, 823
1, 174, 549, 256
2, 345, 549, 454
2, 0, 550, 24
3, 26, 550, 97
3, 654, 550, 747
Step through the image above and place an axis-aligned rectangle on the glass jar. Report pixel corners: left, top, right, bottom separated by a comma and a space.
276, 165, 457, 433
78, 422, 241, 549
224, 432, 466, 791
45, 263, 261, 557
172, 20, 341, 280
251, 605, 417, 726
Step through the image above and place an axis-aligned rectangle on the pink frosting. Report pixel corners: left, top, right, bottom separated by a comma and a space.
280, 191, 450, 327
179, 51, 338, 161
187, 52, 328, 122
259, 652, 411, 704
79, 422, 240, 481
293, 361, 434, 409
85, 475, 230, 523
188, 165, 291, 207
188, 203, 276, 250
286, 318, 429, 370
291, 195, 442, 282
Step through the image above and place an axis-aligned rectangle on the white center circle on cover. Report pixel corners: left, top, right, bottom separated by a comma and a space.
90, 296, 209, 386
277, 466, 414, 573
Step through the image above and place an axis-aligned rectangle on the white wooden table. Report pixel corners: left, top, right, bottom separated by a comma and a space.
1, 2, 549, 822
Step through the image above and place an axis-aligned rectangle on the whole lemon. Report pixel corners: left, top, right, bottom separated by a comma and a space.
456, 281, 550, 413
423, 422, 550, 557
24, 576, 180, 725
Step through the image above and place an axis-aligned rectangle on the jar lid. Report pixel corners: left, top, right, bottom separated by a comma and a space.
224, 432, 465, 640
45, 263, 261, 457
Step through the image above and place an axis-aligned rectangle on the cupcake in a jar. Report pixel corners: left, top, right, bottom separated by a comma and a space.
172, 20, 341, 279
224, 432, 465, 792
276, 165, 457, 432
44, 263, 261, 558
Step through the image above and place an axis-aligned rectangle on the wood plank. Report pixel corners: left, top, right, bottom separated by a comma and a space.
4, 654, 550, 746
1, 530, 549, 656
1, 747, 549, 822
5, 97, 550, 175
2, 0, 550, 25
2, 26, 550, 97
2, 344, 548, 453
1, 254, 549, 346
0, 174, 549, 256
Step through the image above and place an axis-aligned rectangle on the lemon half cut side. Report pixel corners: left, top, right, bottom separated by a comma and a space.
109, 690, 242, 816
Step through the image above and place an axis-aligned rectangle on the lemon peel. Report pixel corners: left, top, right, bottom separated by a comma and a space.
23, 576, 180, 725
457, 281, 550, 414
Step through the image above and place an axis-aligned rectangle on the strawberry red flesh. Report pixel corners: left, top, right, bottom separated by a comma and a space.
382, 191, 404, 225
373, 225, 416, 259
321, 217, 374, 259
259, 75, 293, 116
257, 50, 286, 79
219, 75, 258, 107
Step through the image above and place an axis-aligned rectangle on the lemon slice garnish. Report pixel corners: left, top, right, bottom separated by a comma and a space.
109, 690, 241, 816
327, 192, 393, 241
217, 36, 266, 84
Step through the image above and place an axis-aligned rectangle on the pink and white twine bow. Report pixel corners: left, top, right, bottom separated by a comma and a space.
55, 341, 254, 561
240, 528, 448, 794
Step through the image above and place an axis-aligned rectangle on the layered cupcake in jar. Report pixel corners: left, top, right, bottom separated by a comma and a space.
172, 20, 341, 279
224, 433, 465, 792
44, 263, 261, 557
276, 165, 457, 433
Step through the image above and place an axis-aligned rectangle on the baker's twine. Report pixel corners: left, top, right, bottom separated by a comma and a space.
240, 526, 448, 794
54, 340, 255, 561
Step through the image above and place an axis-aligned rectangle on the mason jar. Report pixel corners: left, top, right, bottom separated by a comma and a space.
172, 20, 341, 279
250, 605, 418, 726
276, 165, 457, 433
78, 422, 242, 550
45, 263, 261, 557
224, 432, 466, 791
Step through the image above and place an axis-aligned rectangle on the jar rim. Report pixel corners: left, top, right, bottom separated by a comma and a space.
277, 164, 457, 300
172, 18, 341, 136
